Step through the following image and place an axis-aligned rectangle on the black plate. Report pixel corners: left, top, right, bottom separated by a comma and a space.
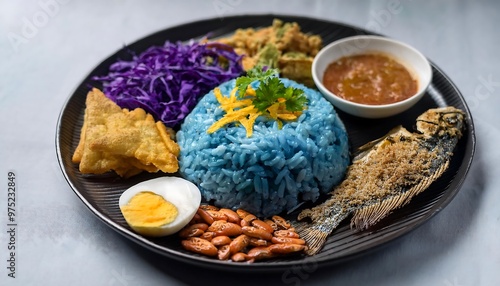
56, 14, 476, 271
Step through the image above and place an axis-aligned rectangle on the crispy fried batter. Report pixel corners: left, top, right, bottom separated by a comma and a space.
73, 88, 179, 177
216, 19, 322, 86
72, 120, 87, 163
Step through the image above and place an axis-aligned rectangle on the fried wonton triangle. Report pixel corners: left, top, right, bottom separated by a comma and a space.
72, 88, 179, 177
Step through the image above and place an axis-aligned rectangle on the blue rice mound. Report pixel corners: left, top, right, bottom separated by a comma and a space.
176, 78, 350, 217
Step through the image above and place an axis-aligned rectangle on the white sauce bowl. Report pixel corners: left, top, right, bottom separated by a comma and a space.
312, 35, 432, 118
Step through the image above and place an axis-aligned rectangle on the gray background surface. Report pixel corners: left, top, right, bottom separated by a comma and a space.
1, 0, 499, 285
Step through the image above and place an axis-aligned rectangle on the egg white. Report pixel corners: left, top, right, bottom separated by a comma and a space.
119, 176, 201, 237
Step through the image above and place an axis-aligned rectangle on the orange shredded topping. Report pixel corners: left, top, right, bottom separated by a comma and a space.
207, 86, 302, 137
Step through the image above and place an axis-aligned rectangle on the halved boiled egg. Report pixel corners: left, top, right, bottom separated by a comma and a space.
119, 177, 201, 237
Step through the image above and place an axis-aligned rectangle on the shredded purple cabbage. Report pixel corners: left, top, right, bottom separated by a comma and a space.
93, 40, 244, 128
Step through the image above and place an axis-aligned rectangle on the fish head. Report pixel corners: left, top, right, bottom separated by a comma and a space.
415, 107, 465, 138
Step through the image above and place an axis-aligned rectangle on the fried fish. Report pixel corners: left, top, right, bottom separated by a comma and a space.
294, 107, 466, 255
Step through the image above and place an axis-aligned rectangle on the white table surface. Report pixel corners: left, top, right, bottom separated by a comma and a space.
1, 0, 499, 285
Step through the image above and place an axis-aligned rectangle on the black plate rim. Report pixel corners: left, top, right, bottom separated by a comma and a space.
55, 13, 476, 271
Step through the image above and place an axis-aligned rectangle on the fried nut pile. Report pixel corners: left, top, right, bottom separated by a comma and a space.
180, 205, 307, 262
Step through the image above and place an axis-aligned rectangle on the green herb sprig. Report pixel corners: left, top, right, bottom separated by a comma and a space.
235, 66, 307, 113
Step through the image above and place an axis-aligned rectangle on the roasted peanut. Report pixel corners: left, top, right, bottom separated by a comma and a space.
218, 245, 231, 260
211, 235, 232, 246
264, 219, 279, 231
272, 215, 291, 229
184, 223, 208, 232
208, 220, 242, 236
189, 213, 202, 224
252, 219, 275, 233
197, 208, 214, 225
236, 209, 252, 219
229, 234, 249, 254
231, 252, 248, 262
181, 205, 306, 262
218, 208, 241, 224
178, 223, 208, 238
240, 213, 257, 227
207, 210, 228, 221
200, 204, 219, 211
271, 237, 306, 245
242, 226, 273, 241
268, 243, 306, 254
179, 228, 204, 238
201, 231, 216, 241
181, 237, 218, 257
243, 214, 257, 223
246, 246, 275, 260
248, 237, 269, 247
273, 230, 300, 238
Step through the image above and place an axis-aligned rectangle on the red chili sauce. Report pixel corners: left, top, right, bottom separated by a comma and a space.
322, 54, 418, 105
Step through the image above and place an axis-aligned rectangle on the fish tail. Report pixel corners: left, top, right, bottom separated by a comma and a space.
293, 207, 349, 255
351, 194, 409, 230
295, 224, 334, 256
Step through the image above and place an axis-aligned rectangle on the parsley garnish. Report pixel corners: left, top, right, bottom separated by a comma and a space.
235, 66, 278, 98
235, 66, 307, 113
208, 66, 308, 137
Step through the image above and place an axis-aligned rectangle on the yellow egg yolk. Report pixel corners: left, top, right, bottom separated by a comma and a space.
120, 191, 178, 227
